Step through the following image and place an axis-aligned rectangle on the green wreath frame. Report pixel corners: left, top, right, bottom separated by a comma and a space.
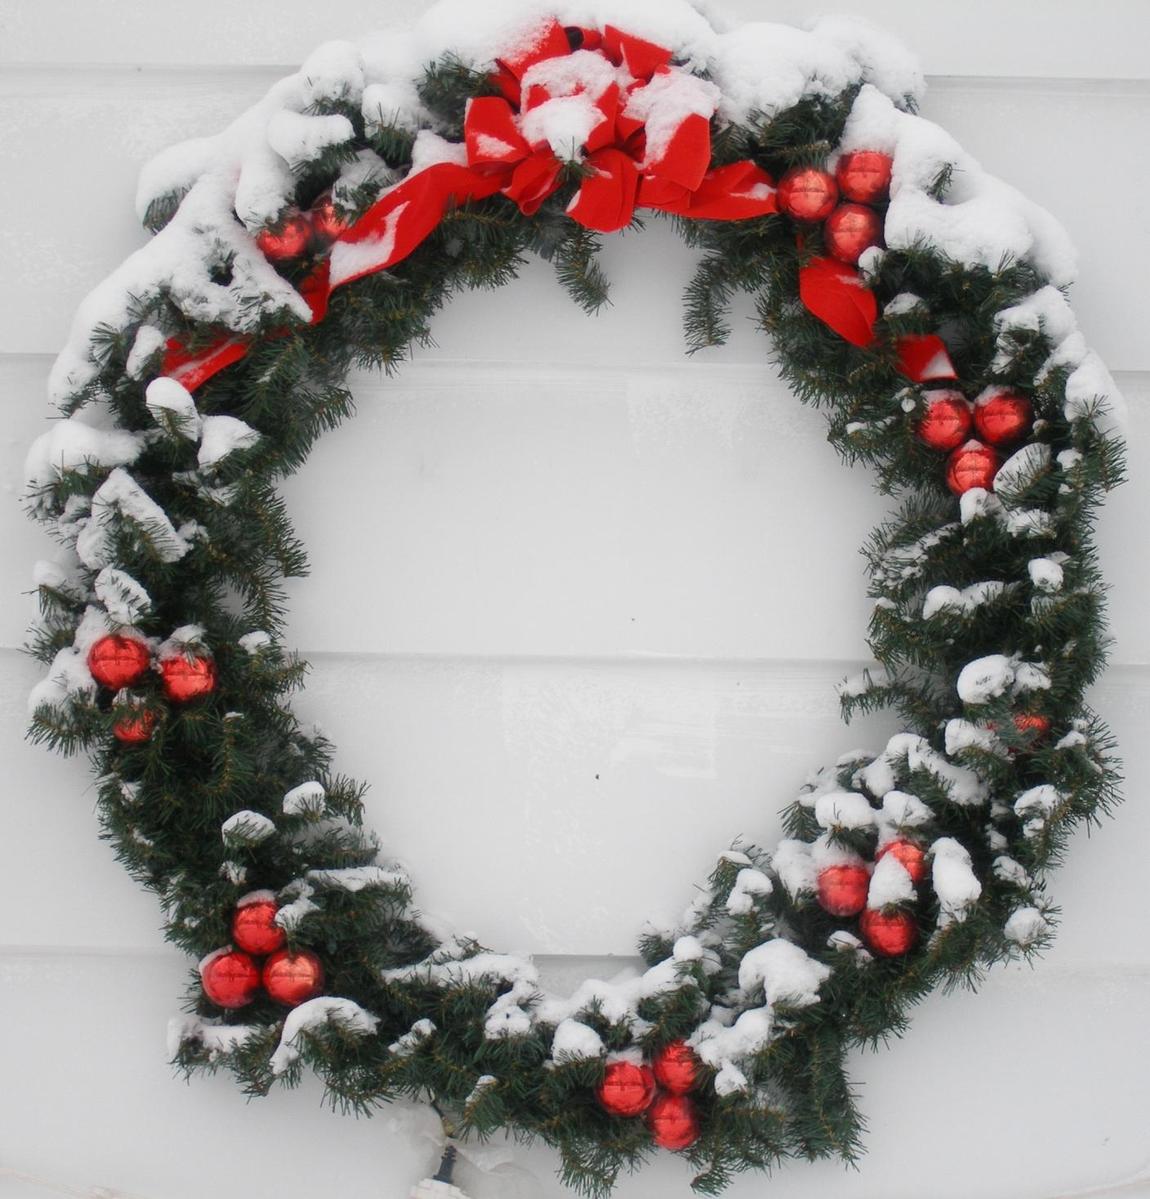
24, 8, 1124, 1195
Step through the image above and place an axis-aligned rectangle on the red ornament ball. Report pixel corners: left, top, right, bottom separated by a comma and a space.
652, 1040, 699, 1095
777, 166, 839, 223
112, 708, 157, 744
232, 898, 287, 956
973, 388, 1033, 446
876, 839, 927, 885
1014, 712, 1051, 739
859, 908, 917, 958
647, 1093, 700, 1151
255, 211, 312, 261
817, 863, 870, 917
201, 948, 261, 1008
309, 193, 349, 245
263, 948, 324, 1006
824, 203, 883, 265
88, 635, 151, 691
835, 150, 893, 205
160, 652, 218, 703
917, 391, 972, 452
596, 1060, 656, 1117
946, 441, 1000, 495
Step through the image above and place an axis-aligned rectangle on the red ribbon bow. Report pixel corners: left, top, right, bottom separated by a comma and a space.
162, 19, 779, 391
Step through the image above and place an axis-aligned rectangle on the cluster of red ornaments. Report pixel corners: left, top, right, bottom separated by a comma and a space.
917, 386, 1035, 495
596, 1040, 702, 1150
817, 838, 926, 958
201, 896, 325, 1009
87, 633, 218, 744
254, 192, 349, 262
777, 151, 892, 266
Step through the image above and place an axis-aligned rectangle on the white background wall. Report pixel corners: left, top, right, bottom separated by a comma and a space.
2, 3, 1149, 1198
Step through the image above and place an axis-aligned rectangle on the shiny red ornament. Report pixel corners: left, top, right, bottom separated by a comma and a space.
946, 441, 1000, 495
159, 652, 218, 703
1014, 712, 1051, 739
973, 388, 1033, 446
647, 1093, 700, 1151
596, 1060, 656, 1117
824, 203, 883, 265
777, 166, 838, 222
201, 949, 261, 1008
232, 898, 287, 956
876, 839, 927, 885
859, 908, 917, 958
87, 635, 151, 690
112, 708, 156, 744
817, 863, 870, 917
309, 193, 349, 246
255, 211, 312, 261
263, 948, 324, 1006
835, 150, 893, 205
917, 391, 972, 452
652, 1040, 699, 1095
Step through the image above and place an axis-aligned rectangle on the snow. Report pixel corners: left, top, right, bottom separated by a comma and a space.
388, 1018, 436, 1058
308, 865, 408, 892
145, 378, 201, 440
167, 1015, 261, 1061
1004, 906, 1049, 946
221, 810, 277, 845
922, 581, 1010, 620
814, 790, 875, 831
93, 567, 152, 625
878, 790, 932, 832
868, 854, 915, 909
737, 939, 831, 1008
1014, 784, 1063, 836
1028, 557, 1065, 593
266, 111, 354, 170
957, 655, 1015, 705
994, 443, 1052, 501
625, 67, 720, 168
75, 468, 191, 569
550, 1018, 604, 1061
837, 665, 893, 699
930, 838, 982, 921
860, 734, 989, 807
270, 997, 379, 1075
725, 868, 773, 916
992, 857, 1032, 888
198, 415, 261, 469
239, 630, 273, 653
771, 839, 817, 898
276, 882, 319, 931
24, 419, 145, 498
714, 1061, 749, 1096
283, 780, 327, 816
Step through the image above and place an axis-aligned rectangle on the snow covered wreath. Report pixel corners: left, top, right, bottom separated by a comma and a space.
24, 3, 1124, 1194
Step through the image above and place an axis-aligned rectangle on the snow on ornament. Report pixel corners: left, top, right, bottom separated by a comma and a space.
22, 3, 1125, 1193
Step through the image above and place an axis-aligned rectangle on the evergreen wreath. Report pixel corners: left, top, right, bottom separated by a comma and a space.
24, 4, 1125, 1194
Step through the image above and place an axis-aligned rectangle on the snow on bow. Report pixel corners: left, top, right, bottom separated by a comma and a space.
162, 20, 778, 392
461, 20, 777, 232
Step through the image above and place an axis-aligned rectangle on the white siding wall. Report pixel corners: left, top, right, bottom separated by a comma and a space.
2, 4, 1149, 1197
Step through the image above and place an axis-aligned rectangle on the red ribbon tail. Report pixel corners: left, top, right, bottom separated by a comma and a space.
799, 258, 878, 348
566, 148, 640, 234
896, 333, 958, 382
162, 336, 250, 393
638, 161, 777, 221
465, 96, 532, 167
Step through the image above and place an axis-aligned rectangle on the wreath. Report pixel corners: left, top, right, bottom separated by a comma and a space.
24, 5, 1124, 1195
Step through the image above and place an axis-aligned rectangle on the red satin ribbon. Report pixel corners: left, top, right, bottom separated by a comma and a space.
797, 258, 957, 383
162, 19, 778, 392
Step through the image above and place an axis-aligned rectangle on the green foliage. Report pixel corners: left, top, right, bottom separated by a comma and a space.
24, 51, 1124, 1198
